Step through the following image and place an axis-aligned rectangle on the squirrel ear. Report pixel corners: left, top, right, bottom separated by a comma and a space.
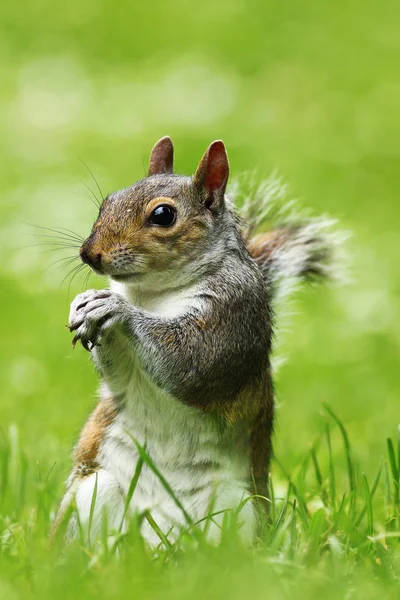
193, 140, 229, 211
148, 136, 174, 176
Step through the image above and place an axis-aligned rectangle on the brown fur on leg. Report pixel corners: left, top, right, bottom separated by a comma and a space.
73, 396, 120, 476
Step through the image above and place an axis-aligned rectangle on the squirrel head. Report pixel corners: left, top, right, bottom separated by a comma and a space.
80, 137, 235, 288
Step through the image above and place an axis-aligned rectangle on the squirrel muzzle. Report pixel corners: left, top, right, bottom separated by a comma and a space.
80, 240, 104, 273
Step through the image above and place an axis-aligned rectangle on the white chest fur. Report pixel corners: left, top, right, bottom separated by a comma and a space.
99, 359, 251, 529
110, 279, 203, 318
72, 363, 255, 546
67, 280, 256, 546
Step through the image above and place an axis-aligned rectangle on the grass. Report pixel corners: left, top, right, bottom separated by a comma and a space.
1, 0, 400, 597
2, 408, 400, 599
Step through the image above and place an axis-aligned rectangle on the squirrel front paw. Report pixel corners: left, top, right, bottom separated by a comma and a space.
68, 289, 132, 351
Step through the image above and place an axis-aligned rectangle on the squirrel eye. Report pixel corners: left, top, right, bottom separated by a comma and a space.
149, 204, 176, 227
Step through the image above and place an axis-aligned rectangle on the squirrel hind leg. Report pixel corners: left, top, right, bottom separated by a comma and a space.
52, 469, 126, 546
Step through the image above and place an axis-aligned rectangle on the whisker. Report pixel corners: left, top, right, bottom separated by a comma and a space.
82, 269, 93, 291
32, 241, 80, 248
21, 221, 85, 243
62, 263, 84, 288
61, 264, 87, 296
35, 232, 83, 243
48, 227, 85, 242
50, 254, 79, 266
25, 233, 84, 245
39, 247, 80, 255
50, 226, 85, 239
23, 243, 81, 252
79, 159, 105, 205
80, 181, 101, 209
69, 264, 89, 295
85, 191, 101, 210
85, 187, 101, 208
46, 255, 80, 274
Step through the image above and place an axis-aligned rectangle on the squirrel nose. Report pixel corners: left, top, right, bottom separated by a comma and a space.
80, 247, 103, 271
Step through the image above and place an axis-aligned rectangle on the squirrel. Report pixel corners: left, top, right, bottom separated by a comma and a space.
53, 137, 341, 546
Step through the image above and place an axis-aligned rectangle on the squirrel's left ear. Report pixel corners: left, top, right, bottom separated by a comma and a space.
193, 140, 229, 211
148, 136, 174, 176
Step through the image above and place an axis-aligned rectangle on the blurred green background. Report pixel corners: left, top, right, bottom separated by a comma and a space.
1, 0, 399, 505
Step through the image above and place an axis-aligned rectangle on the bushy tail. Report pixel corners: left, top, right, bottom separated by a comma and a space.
230, 172, 348, 368
247, 220, 343, 293
230, 172, 348, 300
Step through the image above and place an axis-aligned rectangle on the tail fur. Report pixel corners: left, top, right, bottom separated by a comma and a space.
230, 172, 348, 299
230, 173, 348, 368
246, 220, 343, 292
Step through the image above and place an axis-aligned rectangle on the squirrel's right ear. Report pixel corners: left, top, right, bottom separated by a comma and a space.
193, 140, 229, 212
148, 136, 174, 176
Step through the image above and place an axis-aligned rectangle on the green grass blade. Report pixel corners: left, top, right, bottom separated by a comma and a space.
386, 437, 399, 507
0, 432, 10, 507
201, 485, 218, 539
306, 509, 327, 563
266, 482, 291, 545
397, 424, 400, 481
131, 436, 194, 527
145, 511, 173, 550
355, 462, 382, 528
323, 403, 356, 515
384, 461, 391, 508
326, 425, 336, 512
88, 471, 99, 548
269, 473, 276, 526
362, 473, 373, 537
292, 484, 309, 528
310, 444, 328, 505
101, 505, 109, 560
288, 499, 297, 561
274, 457, 309, 526
333, 493, 347, 531
118, 456, 144, 533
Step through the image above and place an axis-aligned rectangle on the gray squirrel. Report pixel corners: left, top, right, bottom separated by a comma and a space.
53, 137, 342, 545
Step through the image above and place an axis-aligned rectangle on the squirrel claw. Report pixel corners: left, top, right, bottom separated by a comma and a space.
82, 339, 92, 352
76, 301, 89, 311
71, 334, 94, 352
